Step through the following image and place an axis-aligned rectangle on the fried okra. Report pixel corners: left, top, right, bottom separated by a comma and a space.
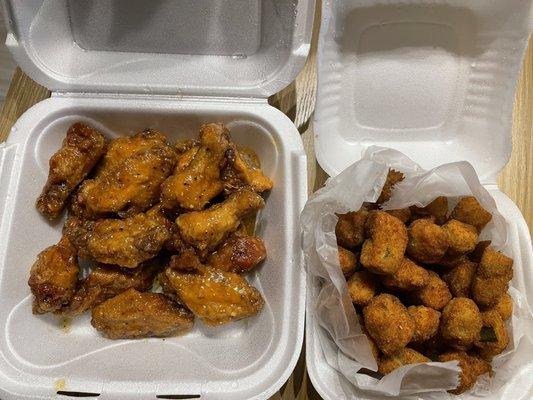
385, 208, 411, 224
382, 258, 429, 291
410, 196, 448, 225
363, 294, 415, 355
338, 246, 358, 278
412, 271, 452, 311
377, 169, 404, 204
440, 298, 482, 350
407, 219, 449, 264
442, 260, 478, 298
474, 310, 509, 361
335, 208, 369, 250
378, 347, 430, 375
438, 351, 491, 394
347, 271, 379, 306
485, 292, 512, 321
360, 211, 408, 275
408, 305, 441, 343
442, 220, 478, 255
450, 196, 492, 232
471, 248, 513, 308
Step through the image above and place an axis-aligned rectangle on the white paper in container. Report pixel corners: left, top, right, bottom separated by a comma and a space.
301, 147, 533, 398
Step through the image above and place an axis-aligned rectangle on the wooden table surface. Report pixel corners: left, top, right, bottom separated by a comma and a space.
0, 8, 531, 400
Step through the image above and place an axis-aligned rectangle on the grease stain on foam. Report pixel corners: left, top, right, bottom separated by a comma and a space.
60, 317, 72, 333
54, 378, 66, 390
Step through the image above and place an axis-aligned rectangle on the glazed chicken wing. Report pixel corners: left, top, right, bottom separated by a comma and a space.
91, 288, 194, 339
177, 189, 265, 252
64, 206, 171, 268
207, 233, 266, 273
164, 250, 264, 326
28, 237, 79, 314
59, 260, 160, 317
160, 123, 231, 211
36, 123, 106, 220
71, 129, 177, 218
221, 146, 273, 194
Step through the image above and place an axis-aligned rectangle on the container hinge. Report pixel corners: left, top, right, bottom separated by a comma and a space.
50, 91, 268, 105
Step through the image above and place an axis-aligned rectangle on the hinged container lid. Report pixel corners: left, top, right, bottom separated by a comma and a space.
3, 0, 314, 98
314, 0, 532, 182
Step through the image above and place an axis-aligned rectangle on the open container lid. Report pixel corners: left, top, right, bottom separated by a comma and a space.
3, 0, 314, 97
314, 0, 532, 183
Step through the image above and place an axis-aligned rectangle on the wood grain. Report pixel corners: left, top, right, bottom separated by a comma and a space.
0, 19, 530, 400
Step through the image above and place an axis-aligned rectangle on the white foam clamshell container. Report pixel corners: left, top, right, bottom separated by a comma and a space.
0, 1, 315, 399
309, 0, 533, 399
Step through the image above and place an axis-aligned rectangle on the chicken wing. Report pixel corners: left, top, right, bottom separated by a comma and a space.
221, 146, 273, 194
28, 237, 79, 314
64, 206, 171, 268
206, 232, 266, 273
59, 260, 160, 317
164, 250, 264, 326
91, 288, 194, 339
71, 129, 177, 218
160, 123, 231, 211
36, 123, 106, 220
177, 189, 265, 252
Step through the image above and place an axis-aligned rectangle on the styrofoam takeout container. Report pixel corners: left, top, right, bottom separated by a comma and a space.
0, 1, 315, 399
308, 0, 533, 399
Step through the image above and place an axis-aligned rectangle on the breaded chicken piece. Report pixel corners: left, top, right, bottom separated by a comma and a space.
442, 219, 478, 255
407, 219, 449, 264
440, 298, 482, 350
177, 189, 264, 253
442, 260, 478, 297
335, 208, 369, 250
36, 123, 107, 220
91, 288, 194, 339
408, 305, 441, 343
383, 258, 429, 291
378, 348, 430, 375
363, 294, 415, 355
377, 169, 404, 204
410, 196, 448, 225
471, 248, 513, 308
412, 271, 452, 311
360, 211, 408, 275
347, 271, 379, 306
474, 310, 509, 361
338, 246, 358, 278
72, 130, 177, 218
385, 208, 411, 224
28, 237, 79, 314
58, 261, 160, 317
160, 123, 231, 211
164, 250, 264, 326
485, 293, 512, 321
438, 351, 491, 394
207, 233, 266, 273
64, 206, 171, 268
222, 146, 273, 194
450, 196, 492, 233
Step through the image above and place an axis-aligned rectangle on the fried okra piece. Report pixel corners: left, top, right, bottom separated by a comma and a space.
469, 240, 491, 263
440, 298, 482, 350
347, 271, 379, 306
377, 169, 404, 204
474, 310, 509, 361
385, 208, 411, 224
442, 260, 478, 297
410, 196, 448, 225
438, 351, 491, 394
91, 289, 194, 339
378, 347, 430, 375
335, 208, 369, 250
363, 294, 415, 355
28, 237, 79, 314
442, 220, 478, 255
485, 292, 512, 321
360, 211, 408, 275
408, 305, 441, 343
382, 258, 429, 291
407, 219, 449, 264
338, 246, 358, 278
36, 123, 107, 220
471, 248, 513, 308
450, 196, 492, 232
412, 271, 452, 311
